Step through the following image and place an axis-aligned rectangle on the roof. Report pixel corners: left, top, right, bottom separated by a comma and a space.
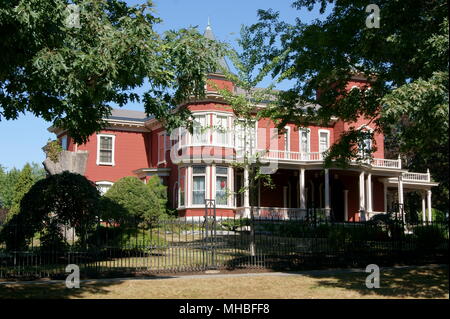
108, 109, 153, 122
233, 86, 321, 110
203, 21, 230, 74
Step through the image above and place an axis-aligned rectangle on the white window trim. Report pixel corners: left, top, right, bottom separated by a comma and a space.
157, 131, 168, 165
213, 113, 231, 146
215, 165, 231, 208
299, 128, 311, 154
284, 126, 290, 153
191, 165, 208, 207
178, 166, 186, 209
96, 134, 115, 166
356, 125, 374, 156
318, 129, 330, 154
96, 181, 114, 195
191, 113, 210, 146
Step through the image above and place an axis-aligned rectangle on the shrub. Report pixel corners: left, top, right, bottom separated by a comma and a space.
221, 218, 250, 231
414, 225, 447, 250
86, 225, 167, 249
103, 176, 167, 227
0, 172, 100, 250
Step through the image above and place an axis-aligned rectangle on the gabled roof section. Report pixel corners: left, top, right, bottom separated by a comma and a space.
203, 20, 230, 74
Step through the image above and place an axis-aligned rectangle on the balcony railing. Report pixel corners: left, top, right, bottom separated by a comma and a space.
371, 158, 402, 169
258, 150, 323, 162
402, 172, 431, 182
257, 149, 402, 169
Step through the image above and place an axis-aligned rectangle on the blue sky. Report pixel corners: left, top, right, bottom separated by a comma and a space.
0, 0, 331, 170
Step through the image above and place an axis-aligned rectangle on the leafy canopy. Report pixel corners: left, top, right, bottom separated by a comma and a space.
0, 0, 223, 143
246, 0, 448, 210
103, 176, 167, 226
0, 171, 100, 250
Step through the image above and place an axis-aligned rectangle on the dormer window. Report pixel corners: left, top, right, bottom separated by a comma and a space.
97, 134, 115, 166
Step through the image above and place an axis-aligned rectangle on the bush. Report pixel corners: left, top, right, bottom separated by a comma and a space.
221, 218, 250, 231
103, 176, 167, 227
0, 172, 100, 250
86, 225, 167, 249
414, 225, 447, 250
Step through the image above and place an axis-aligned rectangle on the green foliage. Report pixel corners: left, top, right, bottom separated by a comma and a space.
0, 0, 224, 144
86, 225, 167, 249
0, 167, 20, 209
38, 221, 69, 252
44, 139, 63, 163
414, 224, 448, 250
103, 176, 167, 227
0, 163, 45, 211
220, 218, 250, 231
0, 172, 100, 250
247, 1, 449, 211
7, 164, 35, 220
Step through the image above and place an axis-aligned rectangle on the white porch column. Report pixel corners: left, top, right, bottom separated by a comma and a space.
359, 171, 366, 220
397, 175, 404, 206
344, 190, 349, 221
421, 192, 427, 223
383, 183, 388, 213
427, 189, 432, 222
324, 169, 330, 216
366, 173, 373, 213
299, 168, 306, 210
398, 175, 404, 223
187, 166, 192, 207
243, 167, 250, 217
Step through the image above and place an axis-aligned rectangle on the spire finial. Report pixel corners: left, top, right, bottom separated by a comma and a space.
208, 17, 211, 26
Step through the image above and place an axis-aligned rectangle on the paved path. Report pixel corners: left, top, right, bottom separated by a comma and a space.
0, 264, 446, 286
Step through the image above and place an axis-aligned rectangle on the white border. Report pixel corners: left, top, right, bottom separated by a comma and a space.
96, 134, 115, 166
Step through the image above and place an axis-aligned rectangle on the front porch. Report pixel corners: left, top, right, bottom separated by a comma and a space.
233, 167, 438, 221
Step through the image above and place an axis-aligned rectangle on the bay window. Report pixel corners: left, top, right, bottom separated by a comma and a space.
179, 167, 186, 207
192, 165, 206, 205
215, 166, 228, 206
215, 115, 229, 145
193, 114, 209, 144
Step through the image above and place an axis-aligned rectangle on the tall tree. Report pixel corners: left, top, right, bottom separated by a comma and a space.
8, 163, 35, 219
246, 0, 449, 211
0, 167, 20, 209
0, 0, 223, 143
0, 162, 45, 210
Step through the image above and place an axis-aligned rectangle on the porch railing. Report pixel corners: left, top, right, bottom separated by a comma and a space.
372, 158, 402, 169
258, 150, 323, 162
257, 149, 402, 169
235, 207, 328, 220
402, 172, 430, 182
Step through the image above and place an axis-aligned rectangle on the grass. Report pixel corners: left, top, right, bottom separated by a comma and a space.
0, 265, 447, 299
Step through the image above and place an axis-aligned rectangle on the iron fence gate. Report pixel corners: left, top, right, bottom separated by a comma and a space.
0, 210, 448, 280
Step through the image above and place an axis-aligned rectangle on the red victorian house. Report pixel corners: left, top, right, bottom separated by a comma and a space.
45, 25, 438, 222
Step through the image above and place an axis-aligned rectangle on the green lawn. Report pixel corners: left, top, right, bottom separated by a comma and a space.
0, 265, 447, 299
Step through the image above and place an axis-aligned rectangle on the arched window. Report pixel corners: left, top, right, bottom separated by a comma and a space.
96, 181, 113, 196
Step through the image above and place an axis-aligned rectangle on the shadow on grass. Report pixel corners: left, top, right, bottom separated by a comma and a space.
0, 273, 176, 299
299, 265, 449, 299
